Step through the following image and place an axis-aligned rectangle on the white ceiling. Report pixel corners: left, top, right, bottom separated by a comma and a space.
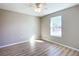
0, 3, 78, 17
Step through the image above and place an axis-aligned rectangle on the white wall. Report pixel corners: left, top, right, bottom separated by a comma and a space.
41, 5, 79, 49
0, 9, 40, 46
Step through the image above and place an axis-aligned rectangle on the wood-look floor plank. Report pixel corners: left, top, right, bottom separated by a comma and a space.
73, 51, 79, 56
40, 45, 59, 56
50, 47, 62, 56
0, 40, 79, 56
66, 50, 74, 56
53, 47, 66, 56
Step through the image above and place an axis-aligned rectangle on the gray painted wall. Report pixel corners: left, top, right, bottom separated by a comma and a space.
41, 5, 79, 49
0, 9, 40, 46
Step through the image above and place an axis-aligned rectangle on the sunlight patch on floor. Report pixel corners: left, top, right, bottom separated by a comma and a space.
35, 40, 44, 42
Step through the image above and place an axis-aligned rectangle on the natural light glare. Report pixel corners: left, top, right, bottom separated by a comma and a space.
29, 35, 36, 48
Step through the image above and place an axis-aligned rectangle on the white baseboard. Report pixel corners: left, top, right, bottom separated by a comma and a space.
41, 39, 79, 52
0, 40, 28, 48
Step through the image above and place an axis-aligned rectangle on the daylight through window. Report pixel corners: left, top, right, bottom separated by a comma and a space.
50, 16, 62, 37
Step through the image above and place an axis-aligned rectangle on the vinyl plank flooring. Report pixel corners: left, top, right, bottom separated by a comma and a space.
0, 40, 79, 56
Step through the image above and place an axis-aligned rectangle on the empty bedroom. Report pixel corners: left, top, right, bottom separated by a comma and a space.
0, 3, 79, 56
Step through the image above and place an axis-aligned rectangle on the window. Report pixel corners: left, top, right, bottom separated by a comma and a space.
50, 16, 62, 37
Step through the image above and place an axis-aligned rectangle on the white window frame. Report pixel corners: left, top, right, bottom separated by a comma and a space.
50, 16, 62, 37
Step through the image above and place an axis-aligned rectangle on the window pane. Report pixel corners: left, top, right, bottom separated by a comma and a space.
50, 16, 62, 37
